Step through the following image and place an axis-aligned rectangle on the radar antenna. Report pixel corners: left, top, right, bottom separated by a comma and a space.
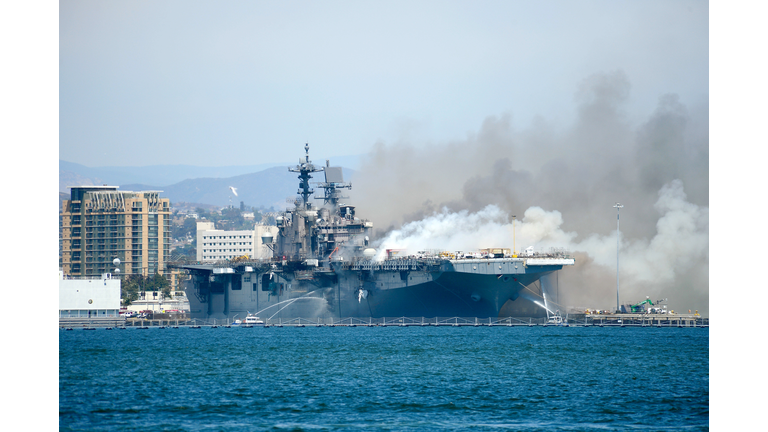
315, 159, 351, 207
288, 142, 323, 209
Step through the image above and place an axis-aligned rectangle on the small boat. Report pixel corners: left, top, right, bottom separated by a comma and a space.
243, 314, 264, 325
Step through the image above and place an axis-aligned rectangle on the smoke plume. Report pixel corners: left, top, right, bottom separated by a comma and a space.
349, 71, 709, 314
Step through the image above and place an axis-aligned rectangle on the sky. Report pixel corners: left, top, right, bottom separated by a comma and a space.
58, 0, 709, 167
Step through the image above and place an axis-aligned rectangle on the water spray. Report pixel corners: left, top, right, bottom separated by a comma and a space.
267, 297, 326, 321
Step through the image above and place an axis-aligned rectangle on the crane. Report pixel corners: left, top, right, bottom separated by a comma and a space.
622, 296, 668, 314
630, 297, 654, 313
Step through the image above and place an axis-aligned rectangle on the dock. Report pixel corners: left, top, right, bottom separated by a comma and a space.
59, 314, 708, 329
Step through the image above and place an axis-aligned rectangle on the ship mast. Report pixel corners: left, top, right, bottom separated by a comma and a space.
289, 143, 323, 210
315, 159, 351, 207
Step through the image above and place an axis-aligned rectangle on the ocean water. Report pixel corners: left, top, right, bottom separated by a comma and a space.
59, 326, 708, 431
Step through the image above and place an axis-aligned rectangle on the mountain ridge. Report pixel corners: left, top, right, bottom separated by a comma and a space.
59, 154, 363, 190
60, 162, 357, 209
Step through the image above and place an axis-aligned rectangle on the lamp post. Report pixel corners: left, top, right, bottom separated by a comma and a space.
512, 215, 517, 257
613, 203, 623, 313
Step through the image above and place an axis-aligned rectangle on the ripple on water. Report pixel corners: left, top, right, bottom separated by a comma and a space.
60, 327, 709, 431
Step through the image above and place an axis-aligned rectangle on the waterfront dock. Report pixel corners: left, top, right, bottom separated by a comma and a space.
59, 314, 708, 329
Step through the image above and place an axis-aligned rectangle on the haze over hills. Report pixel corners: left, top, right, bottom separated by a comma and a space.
59, 154, 362, 190
60, 160, 358, 209
59, 160, 284, 191
120, 167, 298, 209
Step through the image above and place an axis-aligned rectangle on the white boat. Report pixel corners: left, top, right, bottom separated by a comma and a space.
243, 314, 264, 325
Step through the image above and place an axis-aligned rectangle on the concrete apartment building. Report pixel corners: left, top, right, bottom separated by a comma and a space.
196, 221, 278, 261
60, 186, 171, 277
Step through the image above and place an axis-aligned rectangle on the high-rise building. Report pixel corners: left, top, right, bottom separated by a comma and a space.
60, 186, 171, 277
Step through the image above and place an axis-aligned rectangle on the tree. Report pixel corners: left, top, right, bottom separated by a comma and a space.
151, 272, 172, 300
172, 217, 197, 239
173, 243, 196, 260
121, 274, 141, 306
221, 207, 244, 225
121, 272, 172, 306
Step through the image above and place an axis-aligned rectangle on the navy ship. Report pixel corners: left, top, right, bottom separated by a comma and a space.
171, 144, 574, 321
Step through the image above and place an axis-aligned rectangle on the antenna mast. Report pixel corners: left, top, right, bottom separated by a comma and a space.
288, 143, 323, 210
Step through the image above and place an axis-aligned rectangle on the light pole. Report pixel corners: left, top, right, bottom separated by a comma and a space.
512, 215, 517, 257
613, 202, 623, 313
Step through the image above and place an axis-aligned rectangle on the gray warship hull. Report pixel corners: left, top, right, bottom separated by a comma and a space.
174, 256, 574, 321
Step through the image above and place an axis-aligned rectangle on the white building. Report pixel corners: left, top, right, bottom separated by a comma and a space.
59, 270, 121, 318
196, 221, 278, 261
125, 290, 190, 313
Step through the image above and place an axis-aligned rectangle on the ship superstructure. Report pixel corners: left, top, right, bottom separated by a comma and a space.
171, 144, 574, 321
271, 143, 373, 264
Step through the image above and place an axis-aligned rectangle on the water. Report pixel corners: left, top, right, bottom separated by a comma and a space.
59, 326, 708, 431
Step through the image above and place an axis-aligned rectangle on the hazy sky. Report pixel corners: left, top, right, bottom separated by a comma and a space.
59, 0, 708, 167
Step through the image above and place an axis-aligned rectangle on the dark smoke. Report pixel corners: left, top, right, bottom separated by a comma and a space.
348, 70, 708, 314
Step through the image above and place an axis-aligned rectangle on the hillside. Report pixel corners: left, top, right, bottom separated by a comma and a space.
61, 164, 355, 209
120, 167, 299, 209
59, 160, 286, 193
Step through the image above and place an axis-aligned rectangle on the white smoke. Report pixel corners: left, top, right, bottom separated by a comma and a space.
374, 205, 512, 260
626, 180, 709, 283
571, 179, 708, 287
373, 179, 709, 309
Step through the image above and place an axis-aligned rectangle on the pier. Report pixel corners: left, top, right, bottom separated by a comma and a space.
59, 314, 708, 329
